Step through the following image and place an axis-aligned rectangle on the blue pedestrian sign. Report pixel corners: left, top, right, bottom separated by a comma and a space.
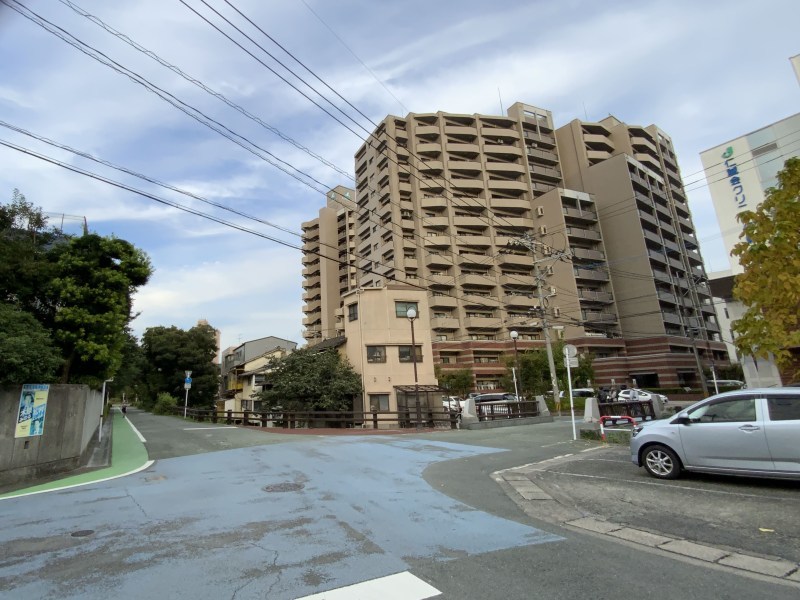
185, 377, 192, 385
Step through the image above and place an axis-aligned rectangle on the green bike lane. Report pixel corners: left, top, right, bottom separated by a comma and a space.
0, 409, 152, 500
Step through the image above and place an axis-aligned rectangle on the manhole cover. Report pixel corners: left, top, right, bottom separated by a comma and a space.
263, 482, 304, 493
71, 530, 95, 538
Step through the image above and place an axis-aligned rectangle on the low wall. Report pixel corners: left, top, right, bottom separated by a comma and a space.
0, 384, 102, 487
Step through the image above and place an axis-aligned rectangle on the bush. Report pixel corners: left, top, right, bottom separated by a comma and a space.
153, 392, 178, 415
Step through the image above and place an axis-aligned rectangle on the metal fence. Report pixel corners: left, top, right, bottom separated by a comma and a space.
597, 400, 656, 421
475, 400, 540, 421
172, 407, 460, 430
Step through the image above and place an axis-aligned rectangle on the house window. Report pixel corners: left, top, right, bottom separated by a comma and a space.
395, 301, 419, 317
348, 303, 358, 321
366, 346, 386, 363
398, 345, 423, 363
369, 394, 390, 411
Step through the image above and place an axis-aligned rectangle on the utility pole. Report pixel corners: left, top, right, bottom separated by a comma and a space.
508, 232, 568, 410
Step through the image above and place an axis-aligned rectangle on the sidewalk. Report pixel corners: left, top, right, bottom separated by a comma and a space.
0, 408, 152, 500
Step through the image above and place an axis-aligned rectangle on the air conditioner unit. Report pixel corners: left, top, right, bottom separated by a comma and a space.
546, 266, 554, 276
557, 329, 565, 340
549, 286, 557, 295
536, 206, 545, 217
543, 246, 552, 256
553, 306, 561, 317
538, 225, 548, 235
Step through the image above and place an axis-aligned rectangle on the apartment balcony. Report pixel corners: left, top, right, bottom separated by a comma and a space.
415, 125, 440, 137
421, 216, 448, 229
428, 274, 456, 287
429, 294, 458, 309
503, 294, 538, 308
431, 317, 460, 330
448, 159, 482, 172
677, 214, 693, 230
687, 250, 704, 265
446, 142, 480, 154
664, 239, 681, 254
465, 316, 501, 329
490, 197, 531, 212
662, 312, 683, 325
635, 153, 661, 171
425, 253, 454, 269
461, 273, 496, 287
419, 179, 445, 192
458, 252, 490, 268
497, 216, 534, 229
523, 131, 556, 147
482, 127, 520, 141
583, 312, 618, 324
499, 253, 534, 268
444, 125, 478, 137
583, 133, 614, 151
455, 235, 491, 247
648, 249, 668, 265
303, 275, 321, 289
302, 315, 321, 327
658, 290, 677, 304
630, 135, 658, 154
483, 144, 522, 157
487, 179, 528, 192
668, 257, 685, 271
572, 247, 606, 261
529, 164, 562, 181
654, 201, 671, 219
587, 150, 612, 163
578, 289, 614, 303
527, 147, 560, 164
573, 267, 609, 281
563, 206, 598, 222
643, 229, 662, 245
566, 226, 602, 241
421, 195, 448, 210
653, 269, 671, 284
398, 181, 412, 194
450, 178, 485, 190
404, 258, 419, 270
415, 142, 442, 154
453, 215, 488, 228
499, 274, 533, 287
418, 160, 444, 173
638, 209, 659, 228
424, 235, 452, 248
486, 162, 526, 176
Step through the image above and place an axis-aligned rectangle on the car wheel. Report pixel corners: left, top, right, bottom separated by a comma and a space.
642, 444, 681, 480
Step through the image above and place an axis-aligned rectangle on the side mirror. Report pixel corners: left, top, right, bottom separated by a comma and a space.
672, 414, 691, 425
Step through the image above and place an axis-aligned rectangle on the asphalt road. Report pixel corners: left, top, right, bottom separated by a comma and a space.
0, 410, 797, 599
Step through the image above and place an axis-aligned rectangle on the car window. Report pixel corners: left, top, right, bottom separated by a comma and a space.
688, 397, 756, 423
766, 395, 800, 421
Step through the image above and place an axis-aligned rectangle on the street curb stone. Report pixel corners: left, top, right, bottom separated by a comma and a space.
718, 553, 797, 578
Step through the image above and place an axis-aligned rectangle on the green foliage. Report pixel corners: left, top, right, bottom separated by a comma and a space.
141, 323, 220, 407
0, 301, 62, 384
256, 348, 362, 412
0, 191, 153, 387
152, 392, 179, 415
435, 367, 473, 397
508, 341, 596, 398
732, 157, 800, 375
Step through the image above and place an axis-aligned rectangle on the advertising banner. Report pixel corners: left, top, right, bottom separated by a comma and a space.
15, 384, 50, 438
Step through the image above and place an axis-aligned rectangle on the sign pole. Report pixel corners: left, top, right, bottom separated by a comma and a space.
183, 370, 192, 418
564, 345, 578, 440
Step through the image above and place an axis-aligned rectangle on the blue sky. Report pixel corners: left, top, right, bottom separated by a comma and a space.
1, 0, 798, 353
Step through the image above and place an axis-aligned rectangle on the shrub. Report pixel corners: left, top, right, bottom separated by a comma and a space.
153, 392, 178, 415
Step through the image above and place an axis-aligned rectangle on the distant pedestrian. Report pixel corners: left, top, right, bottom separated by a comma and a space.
598, 387, 609, 403
121, 405, 127, 418
610, 388, 618, 402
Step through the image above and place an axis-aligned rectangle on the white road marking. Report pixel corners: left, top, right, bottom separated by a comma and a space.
125, 415, 147, 442
539, 469, 789, 500
182, 427, 238, 431
0, 460, 155, 501
294, 571, 440, 600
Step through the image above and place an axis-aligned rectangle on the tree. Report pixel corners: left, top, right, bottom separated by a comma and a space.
0, 302, 62, 384
49, 234, 152, 385
435, 367, 473, 397
731, 157, 800, 375
141, 323, 220, 408
255, 349, 361, 412
508, 341, 595, 397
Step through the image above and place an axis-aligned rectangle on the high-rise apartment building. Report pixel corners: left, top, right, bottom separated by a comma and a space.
301, 103, 728, 390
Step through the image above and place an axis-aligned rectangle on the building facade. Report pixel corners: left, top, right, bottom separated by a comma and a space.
701, 110, 800, 387
220, 336, 298, 411
301, 102, 728, 391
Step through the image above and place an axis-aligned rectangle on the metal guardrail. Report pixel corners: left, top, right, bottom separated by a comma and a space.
475, 400, 540, 421
597, 400, 656, 421
173, 407, 460, 429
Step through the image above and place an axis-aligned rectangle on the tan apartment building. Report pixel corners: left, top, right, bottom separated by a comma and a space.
334, 284, 439, 427
301, 103, 727, 391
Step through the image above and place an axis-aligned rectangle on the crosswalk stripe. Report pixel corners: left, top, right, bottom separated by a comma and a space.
293, 571, 440, 600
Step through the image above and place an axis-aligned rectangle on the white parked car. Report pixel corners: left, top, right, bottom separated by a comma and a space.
617, 388, 669, 404
442, 396, 463, 412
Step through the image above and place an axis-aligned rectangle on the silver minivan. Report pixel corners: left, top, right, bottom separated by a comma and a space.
630, 389, 800, 480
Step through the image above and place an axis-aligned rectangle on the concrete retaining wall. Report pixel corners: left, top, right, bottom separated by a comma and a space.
0, 385, 102, 487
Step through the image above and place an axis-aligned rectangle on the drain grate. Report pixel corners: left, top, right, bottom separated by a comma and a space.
71, 530, 95, 538
263, 482, 304, 493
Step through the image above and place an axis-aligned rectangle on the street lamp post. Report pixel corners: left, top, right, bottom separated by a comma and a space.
406, 307, 421, 430
99, 378, 113, 442
510, 330, 521, 401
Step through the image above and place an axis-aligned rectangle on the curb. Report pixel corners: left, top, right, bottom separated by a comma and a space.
492, 453, 800, 588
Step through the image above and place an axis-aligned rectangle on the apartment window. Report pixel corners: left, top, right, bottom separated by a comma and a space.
436, 335, 448, 341
366, 346, 386, 363
398, 345, 423, 363
347, 303, 358, 322
369, 394, 390, 412
395, 301, 419, 317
